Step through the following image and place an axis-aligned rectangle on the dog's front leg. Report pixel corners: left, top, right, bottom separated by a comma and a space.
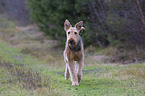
68, 60, 79, 86
65, 64, 70, 80
77, 59, 84, 82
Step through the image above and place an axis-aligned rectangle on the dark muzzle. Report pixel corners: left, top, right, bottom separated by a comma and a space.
69, 39, 74, 44
68, 40, 81, 52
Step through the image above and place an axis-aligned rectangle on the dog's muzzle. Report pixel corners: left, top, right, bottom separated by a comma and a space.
68, 39, 75, 45
68, 40, 81, 52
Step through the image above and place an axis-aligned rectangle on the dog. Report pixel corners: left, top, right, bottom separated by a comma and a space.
64, 19, 85, 86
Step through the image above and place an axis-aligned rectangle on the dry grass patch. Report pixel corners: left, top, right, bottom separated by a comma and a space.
0, 61, 50, 90
102, 45, 145, 64
118, 65, 145, 80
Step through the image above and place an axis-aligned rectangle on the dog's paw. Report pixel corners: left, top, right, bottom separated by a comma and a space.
72, 82, 79, 86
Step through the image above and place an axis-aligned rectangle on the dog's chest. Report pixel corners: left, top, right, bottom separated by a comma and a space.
67, 50, 83, 61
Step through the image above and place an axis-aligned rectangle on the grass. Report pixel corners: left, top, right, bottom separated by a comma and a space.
0, 16, 145, 96
0, 67, 29, 96
0, 40, 61, 96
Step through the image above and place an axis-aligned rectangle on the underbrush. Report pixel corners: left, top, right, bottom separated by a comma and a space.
0, 62, 50, 89
99, 45, 145, 64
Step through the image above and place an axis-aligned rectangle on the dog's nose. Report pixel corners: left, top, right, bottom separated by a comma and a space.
69, 39, 74, 43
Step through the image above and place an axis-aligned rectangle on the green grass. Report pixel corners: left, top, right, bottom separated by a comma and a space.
0, 66, 31, 96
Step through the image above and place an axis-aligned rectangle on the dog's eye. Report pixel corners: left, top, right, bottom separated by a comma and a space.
68, 32, 70, 34
74, 32, 77, 34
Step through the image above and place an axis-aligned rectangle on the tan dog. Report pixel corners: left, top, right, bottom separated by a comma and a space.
64, 19, 85, 86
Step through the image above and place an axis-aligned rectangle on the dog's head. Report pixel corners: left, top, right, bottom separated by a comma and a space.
64, 19, 85, 47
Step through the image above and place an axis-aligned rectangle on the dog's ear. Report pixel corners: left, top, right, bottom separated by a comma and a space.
75, 21, 84, 30
64, 19, 72, 31
80, 27, 85, 31
79, 27, 85, 35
